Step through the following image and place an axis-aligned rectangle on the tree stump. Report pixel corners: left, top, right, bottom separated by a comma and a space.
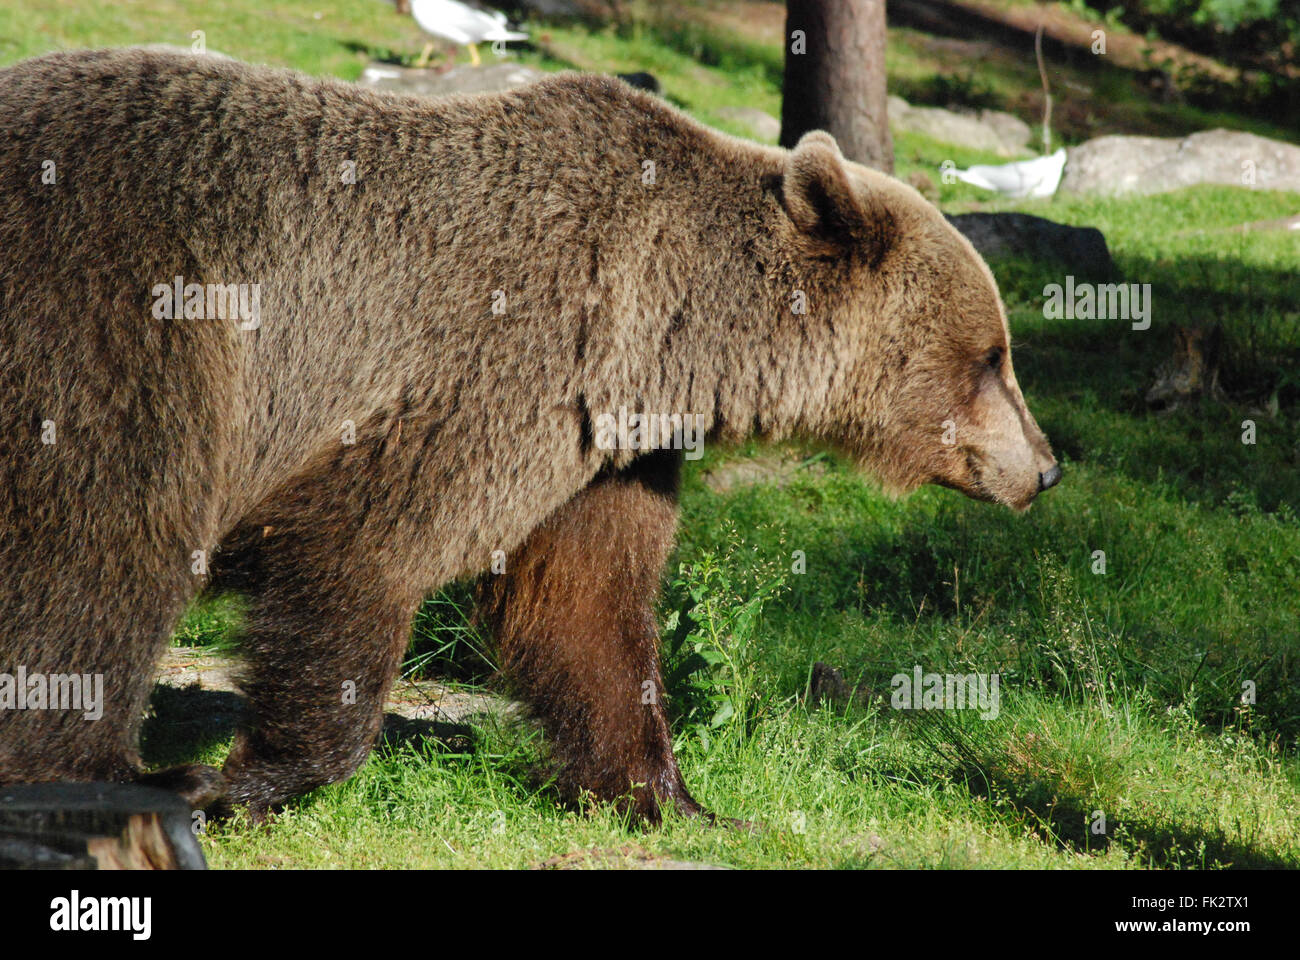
0, 784, 207, 870
1146, 325, 1224, 409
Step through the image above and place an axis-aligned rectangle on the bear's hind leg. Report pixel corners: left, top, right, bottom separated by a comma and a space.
479, 450, 702, 824
0, 535, 224, 807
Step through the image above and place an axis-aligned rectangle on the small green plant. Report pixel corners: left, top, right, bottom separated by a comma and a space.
662, 544, 786, 756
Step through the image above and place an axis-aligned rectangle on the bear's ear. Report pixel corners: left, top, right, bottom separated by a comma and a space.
781, 131, 870, 245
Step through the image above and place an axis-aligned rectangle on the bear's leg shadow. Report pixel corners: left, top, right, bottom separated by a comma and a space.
479, 449, 704, 823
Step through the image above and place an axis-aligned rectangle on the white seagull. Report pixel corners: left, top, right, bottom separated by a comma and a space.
954, 148, 1067, 199
410, 0, 529, 68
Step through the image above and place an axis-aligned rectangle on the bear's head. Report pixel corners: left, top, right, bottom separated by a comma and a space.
779, 131, 1059, 511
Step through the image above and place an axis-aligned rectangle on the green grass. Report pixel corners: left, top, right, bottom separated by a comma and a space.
10, 0, 1298, 868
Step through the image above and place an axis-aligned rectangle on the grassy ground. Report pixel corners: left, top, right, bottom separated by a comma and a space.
5, 0, 1298, 868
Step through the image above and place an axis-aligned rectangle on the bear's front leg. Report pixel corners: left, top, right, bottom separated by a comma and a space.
479, 450, 704, 824
210, 484, 425, 820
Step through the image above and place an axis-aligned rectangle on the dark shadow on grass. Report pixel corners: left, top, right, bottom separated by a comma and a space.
967, 776, 1298, 868
140, 685, 244, 769
378, 713, 477, 755
141, 684, 485, 773
994, 251, 1300, 513
910, 710, 1298, 868
766, 504, 1300, 737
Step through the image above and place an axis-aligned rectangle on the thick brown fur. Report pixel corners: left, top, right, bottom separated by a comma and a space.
477, 450, 693, 822
0, 49, 1055, 820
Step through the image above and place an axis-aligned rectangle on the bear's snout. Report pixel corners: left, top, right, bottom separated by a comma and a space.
1038, 464, 1062, 492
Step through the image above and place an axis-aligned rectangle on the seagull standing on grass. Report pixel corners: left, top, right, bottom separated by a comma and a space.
410, 0, 529, 68
954, 148, 1068, 200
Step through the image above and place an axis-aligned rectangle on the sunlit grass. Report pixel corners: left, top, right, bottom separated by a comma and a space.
8, 0, 1296, 868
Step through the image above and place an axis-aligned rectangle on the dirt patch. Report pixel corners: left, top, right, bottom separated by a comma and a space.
534, 843, 731, 869
690, 0, 786, 47
702, 451, 827, 494
157, 648, 517, 725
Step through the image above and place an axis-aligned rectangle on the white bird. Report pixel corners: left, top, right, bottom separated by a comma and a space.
409, 0, 529, 68
954, 148, 1067, 199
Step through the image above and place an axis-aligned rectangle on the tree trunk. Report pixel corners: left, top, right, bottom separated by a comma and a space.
780, 0, 894, 173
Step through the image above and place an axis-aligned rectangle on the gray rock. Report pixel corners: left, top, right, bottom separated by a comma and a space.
978, 108, 1033, 153
1058, 135, 1181, 197
808, 662, 888, 710
888, 94, 1032, 158
1060, 129, 1300, 196
809, 662, 854, 705
714, 105, 781, 142
946, 212, 1114, 278
358, 62, 545, 97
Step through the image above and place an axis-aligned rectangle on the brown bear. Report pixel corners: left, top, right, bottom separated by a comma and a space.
0, 48, 1058, 823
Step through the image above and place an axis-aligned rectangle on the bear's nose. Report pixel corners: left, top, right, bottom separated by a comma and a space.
1038, 464, 1062, 492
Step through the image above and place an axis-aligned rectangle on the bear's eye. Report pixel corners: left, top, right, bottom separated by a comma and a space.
983, 347, 1004, 371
